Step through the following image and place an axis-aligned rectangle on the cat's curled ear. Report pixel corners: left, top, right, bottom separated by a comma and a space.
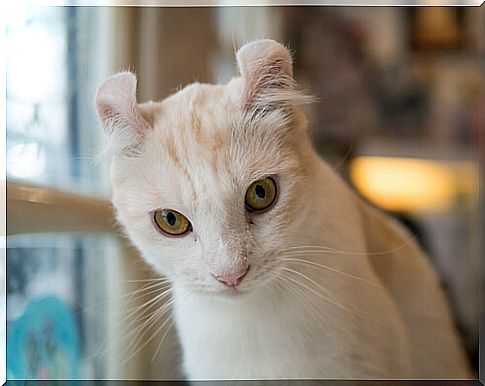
95, 71, 150, 155
236, 39, 310, 112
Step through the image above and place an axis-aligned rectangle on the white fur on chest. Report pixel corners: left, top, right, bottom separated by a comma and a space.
173, 275, 412, 380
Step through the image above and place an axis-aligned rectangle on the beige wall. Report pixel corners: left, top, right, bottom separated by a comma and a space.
111, 7, 216, 103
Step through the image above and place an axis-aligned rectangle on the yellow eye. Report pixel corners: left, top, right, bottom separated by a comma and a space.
153, 209, 192, 236
245, 177, 278, 212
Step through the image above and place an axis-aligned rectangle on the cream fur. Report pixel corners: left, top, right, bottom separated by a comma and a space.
96, 39, 471, 379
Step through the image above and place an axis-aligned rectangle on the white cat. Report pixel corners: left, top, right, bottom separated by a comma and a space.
96, 39, 471, 379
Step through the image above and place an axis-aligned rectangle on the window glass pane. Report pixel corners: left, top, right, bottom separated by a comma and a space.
6, 6, 118, 380
7, 7, 68, 187
6, 6, 109, 197
7, 233, 120, 379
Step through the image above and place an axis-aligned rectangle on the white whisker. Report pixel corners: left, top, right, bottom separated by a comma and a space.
280, 234, 418, 257
118, 288, 173, 331
115, 298, 176, 368
280, 256, 379, 287
86, 286, 172, 362
123, 277, 171, 284
280, 267, 348, 310
81, 280, 170, 312
150, 295, 191, 363
270, 271, 324, 324
151, 319, 175, 363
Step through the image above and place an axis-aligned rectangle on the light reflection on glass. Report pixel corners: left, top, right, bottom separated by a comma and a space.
7, 143, 46, 179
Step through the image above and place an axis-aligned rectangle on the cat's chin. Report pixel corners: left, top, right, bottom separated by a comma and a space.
195, 285, 255, 302
197, 276, 280, 302
214, 287, 248, 298
178, 266, 281, 301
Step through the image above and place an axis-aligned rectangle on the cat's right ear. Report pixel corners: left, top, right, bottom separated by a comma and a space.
236, 39, 311, 112
95, 72, 149, 154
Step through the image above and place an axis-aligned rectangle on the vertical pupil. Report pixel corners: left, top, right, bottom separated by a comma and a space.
255, 184, 266, 199
166, 212, 176, 226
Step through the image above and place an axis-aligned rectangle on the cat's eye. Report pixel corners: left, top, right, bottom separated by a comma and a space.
245, 177, 278, 212
153, 209, 192, 236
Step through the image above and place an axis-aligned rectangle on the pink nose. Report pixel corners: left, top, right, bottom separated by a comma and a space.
214, 265, 250, 287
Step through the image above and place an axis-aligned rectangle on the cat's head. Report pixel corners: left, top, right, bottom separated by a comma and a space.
96, 40, 314, 298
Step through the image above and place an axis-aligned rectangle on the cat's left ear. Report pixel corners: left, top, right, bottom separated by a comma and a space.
236, 39, 309, 111
95, 72, 150, 153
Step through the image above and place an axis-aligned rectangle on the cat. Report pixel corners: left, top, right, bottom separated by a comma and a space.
95, 39, 471, 380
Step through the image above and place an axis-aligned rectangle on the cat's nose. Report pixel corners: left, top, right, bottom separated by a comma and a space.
213, 265, 250, 287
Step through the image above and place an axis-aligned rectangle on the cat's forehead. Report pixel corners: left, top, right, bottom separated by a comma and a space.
152, 79, 243, 137
145, 80, 237, 173
141, 78, 300, 176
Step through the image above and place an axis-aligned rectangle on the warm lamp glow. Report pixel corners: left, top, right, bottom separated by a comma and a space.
349, 156, 478, 213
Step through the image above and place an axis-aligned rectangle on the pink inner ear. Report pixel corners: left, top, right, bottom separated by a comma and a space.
245, 60, 295, 110
95, 72, 149, 135
236, 40, 295, 110
96, 72, 136, 117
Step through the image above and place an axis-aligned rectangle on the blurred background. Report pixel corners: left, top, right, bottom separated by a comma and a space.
5, 5, 481, 380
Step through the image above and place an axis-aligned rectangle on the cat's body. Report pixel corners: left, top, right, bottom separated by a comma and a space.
96, 40, 471, 379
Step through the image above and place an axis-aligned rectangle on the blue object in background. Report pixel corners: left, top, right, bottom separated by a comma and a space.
7, 295, 80, 379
